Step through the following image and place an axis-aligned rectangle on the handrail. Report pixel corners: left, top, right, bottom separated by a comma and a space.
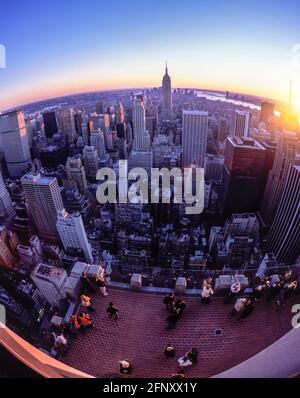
213, 327, 300, 378
0, 323, 94, 378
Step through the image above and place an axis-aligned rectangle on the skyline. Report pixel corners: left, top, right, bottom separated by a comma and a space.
0, 0, 300, 112
0, 1, 300, 379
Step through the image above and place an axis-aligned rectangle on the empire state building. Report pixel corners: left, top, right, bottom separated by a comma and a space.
161, 63, 172, 121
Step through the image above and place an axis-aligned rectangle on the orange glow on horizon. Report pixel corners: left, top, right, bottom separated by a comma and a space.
0, 74, 296, 113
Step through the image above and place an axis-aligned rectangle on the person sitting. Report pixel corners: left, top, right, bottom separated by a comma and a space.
201, 284, 214, 304
187, 348, 198, 363
67, 315, 81, 334
119, 360, 132, 375
164, 344, 176, 358
80, 294, 96, 312
77, 312, 94, 329
178, 348, 198, 368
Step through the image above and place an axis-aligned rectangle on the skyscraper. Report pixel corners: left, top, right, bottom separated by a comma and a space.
232, 110, 250, 138
266, 165, 300, 264
221, 136, 266, 215
56, 209, 93, 263
43, 111, 58, 139
74, 112, 84, 137
81, 122, 90, 146
90, 130, 107, 159
116, 102, 125, 124
21, 172, 64, 242
0, 110, 31, 178
95, 102, 104, 115
133, 95, 150, 150
59, 108, 76, 143
116, 123, 126, 140
0, 226, 15, 269
65, 156, 88, 194
260, 102, 275, 123
182, 110, 208, 168
161, 63, 172, 120
128, 149, 153, 175
218, 117, 230, 143
83, 146, 99, 180
0, 169, 15, 226
146, 116, 157, 141
130, 95, 152, 172
205, 154, 224, 182
260, 131, 300, 226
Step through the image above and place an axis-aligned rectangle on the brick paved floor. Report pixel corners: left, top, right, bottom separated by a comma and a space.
62, 288, 299, 378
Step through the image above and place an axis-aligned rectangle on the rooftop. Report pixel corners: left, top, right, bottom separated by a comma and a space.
227, 136, 265, 150
183, 110, 208, 116
62, 287, 299, 378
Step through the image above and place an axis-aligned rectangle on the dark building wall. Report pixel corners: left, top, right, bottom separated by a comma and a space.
40, 146, 67, 169
221, 138, 266, 215
43, 112, 58, 138
74, 113, 83, 136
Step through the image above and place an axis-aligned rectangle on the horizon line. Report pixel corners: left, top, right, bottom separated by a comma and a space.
0, 85, 287, 114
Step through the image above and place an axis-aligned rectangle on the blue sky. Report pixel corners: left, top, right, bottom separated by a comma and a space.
0, 0, 299, 110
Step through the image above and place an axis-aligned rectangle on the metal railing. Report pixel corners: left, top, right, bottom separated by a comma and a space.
109, 260, 300, 289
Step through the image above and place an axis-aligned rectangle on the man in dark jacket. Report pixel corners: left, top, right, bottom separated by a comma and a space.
81, 272, 97, 294
164, 293, 175, 312
107, 302, 119, 320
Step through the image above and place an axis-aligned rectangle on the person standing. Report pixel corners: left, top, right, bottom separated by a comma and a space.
239, 298, 255, 322
81, 272, 97, 294
96, 274, 109, 296
202, 277, 213, 289
52, 332, 68, 355
175, 299, 186, 316
119, 360, 132, 375
164, 293, 175, 312
107, 302, 119, 320
201, 284, 214, 304
252, 284, 264, 302
233, 297, 247, 315
166, 311, 179, 330
266, 281, 283, 303
277, 281, 298, 306
224, 282, 241, 304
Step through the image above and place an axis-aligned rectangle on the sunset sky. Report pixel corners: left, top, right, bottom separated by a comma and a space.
0, 0, 299, 111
